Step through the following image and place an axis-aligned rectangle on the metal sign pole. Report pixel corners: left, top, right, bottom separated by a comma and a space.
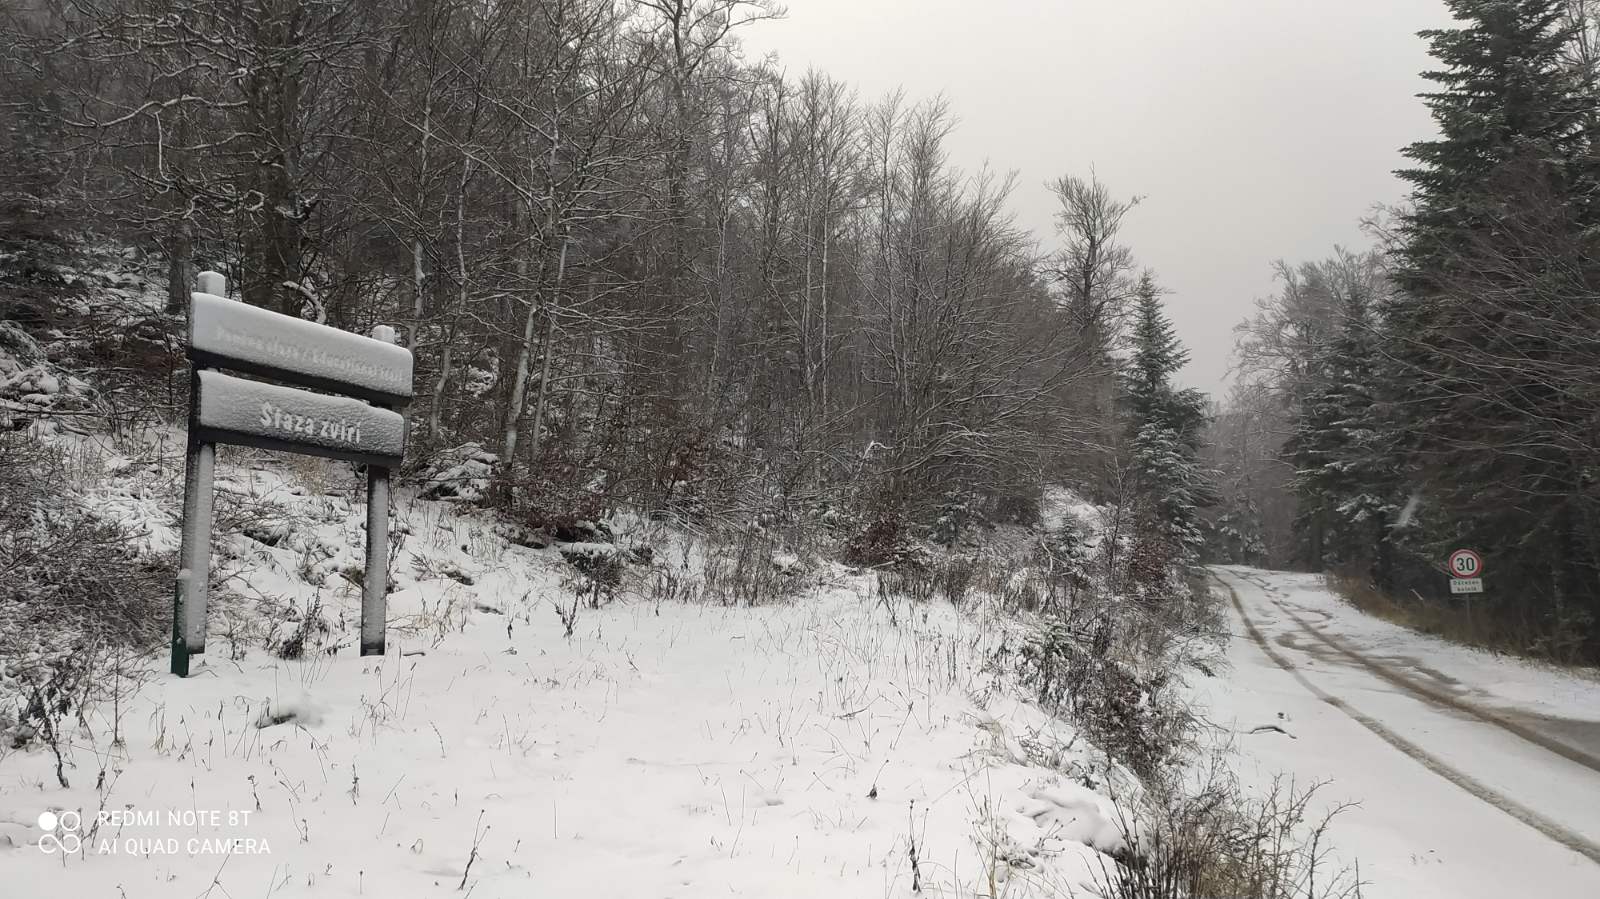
362, 465, 390, 656
361, 324, 398, 656
171, 272, 227, 676
171, 400, 216, 676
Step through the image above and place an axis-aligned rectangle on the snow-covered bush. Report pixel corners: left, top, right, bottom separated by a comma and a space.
1017, 605, 1196, 783
414, 442, 498, 503
1039, 518, 1096, 602
841, 507, 920, 569
0, 433, 168, 761
559, 542, 626, 608
988, 487, 1041, 527
272, 597, 333, 660
699, 525, 811, 607
0, 320, 94, 428
931, 490, 974, 546
1098, 771, 1363, 899
877, 565, 936, 604
937, 555, 977, 606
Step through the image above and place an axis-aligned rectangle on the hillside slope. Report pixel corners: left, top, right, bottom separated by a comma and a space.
0, 440, 1134, 897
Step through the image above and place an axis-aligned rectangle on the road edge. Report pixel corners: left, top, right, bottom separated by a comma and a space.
1214, 571, 1600, 868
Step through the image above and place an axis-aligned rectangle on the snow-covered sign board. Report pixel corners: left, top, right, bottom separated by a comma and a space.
172, 272, 410, 677
195, 371, 405, 467
1448, 549, 1484, 579
190, 292, 414, 404
1450, 577, 1485, 594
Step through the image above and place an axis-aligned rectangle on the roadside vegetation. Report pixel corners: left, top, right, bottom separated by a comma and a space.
1328, 573, 1595, 667
1205, 1, 1600, 667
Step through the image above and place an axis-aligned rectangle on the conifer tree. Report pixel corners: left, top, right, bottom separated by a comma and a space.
1284, 278, 1396, 580
1397, 0, 1587, 284
1384, 0, 1600, 637
1123, 274, 1211, 588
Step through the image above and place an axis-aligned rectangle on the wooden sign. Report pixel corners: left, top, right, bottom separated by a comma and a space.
172, 272, 411, 676
190, 291, 414, 404
195, 371, 406, 467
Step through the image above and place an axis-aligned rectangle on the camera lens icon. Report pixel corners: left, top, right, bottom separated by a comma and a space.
38, 809, 82, 854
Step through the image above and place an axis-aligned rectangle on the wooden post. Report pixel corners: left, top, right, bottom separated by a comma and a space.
362, 324, 398, 656
171, 271, 227, 676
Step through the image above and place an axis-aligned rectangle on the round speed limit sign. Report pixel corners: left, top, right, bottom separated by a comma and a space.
1448, 549, 1484, 578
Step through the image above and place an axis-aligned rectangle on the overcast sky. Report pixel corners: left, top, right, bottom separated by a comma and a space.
744, 0, 1455, 395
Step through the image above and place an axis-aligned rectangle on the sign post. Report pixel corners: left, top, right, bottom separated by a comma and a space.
172, 272, 412, 677
1448, 548, 1485, 596
171, 274, 228, 676
362, 325, 397, 657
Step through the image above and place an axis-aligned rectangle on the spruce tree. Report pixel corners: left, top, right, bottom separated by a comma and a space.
1284, 281, 1396, 579
1384, 0, 1600, 640
1123, 274, 1211, 589
1397, 0, 1586, 284
1125, 273, 1187, 428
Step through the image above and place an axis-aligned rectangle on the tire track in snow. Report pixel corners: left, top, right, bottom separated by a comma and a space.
1214, 572, 1600, 868
1233, 570, 1600, 778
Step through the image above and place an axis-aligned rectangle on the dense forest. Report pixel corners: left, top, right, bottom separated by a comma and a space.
0, 0, 1209, 592
1208, 0, 1600, 662
10, 0, 1599, 663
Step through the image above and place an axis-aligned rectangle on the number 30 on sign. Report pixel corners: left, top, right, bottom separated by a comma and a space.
1449, 549, 1483, 578
1448, 549, 1484, 594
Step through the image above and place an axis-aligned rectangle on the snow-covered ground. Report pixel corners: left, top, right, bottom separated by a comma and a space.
0, 448, 1132, 897
37, 417, 1600, 898
1200, 566, 1600, 899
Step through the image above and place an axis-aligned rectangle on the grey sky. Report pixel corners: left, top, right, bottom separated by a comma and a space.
745, 0, 1454, 394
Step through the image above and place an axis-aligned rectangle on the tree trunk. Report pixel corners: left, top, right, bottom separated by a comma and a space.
526, 236, 568, 471
166, 219, 191, 312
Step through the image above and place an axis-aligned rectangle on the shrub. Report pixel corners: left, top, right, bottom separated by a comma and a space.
560, 543, 626, 608
938, 555, 977, 606
842, 508, 917, 569
0, 433, 168, 774
701, 526, 803, 607
1018, 605, 1195, 782
988, 488, 1041, 527
0, 435, 169, 654
931, 491, 974, 546
1099, 771, 1363, 899
1039, 520, 1095, 603
413, 442, 498, 503
877, 566, 936, 604
272, 597, 332, 660
504, 482, 613, 546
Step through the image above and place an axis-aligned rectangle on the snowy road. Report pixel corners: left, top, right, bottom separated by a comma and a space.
1200, 567, 1600, 899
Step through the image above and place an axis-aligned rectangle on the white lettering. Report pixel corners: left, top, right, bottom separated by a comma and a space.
99, 809, 162, 827
168, 809, 224, 827
186, 837, 271, 855
212, 324, 406, 391
126, 837, 180, 855
257, 406, 372, 447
